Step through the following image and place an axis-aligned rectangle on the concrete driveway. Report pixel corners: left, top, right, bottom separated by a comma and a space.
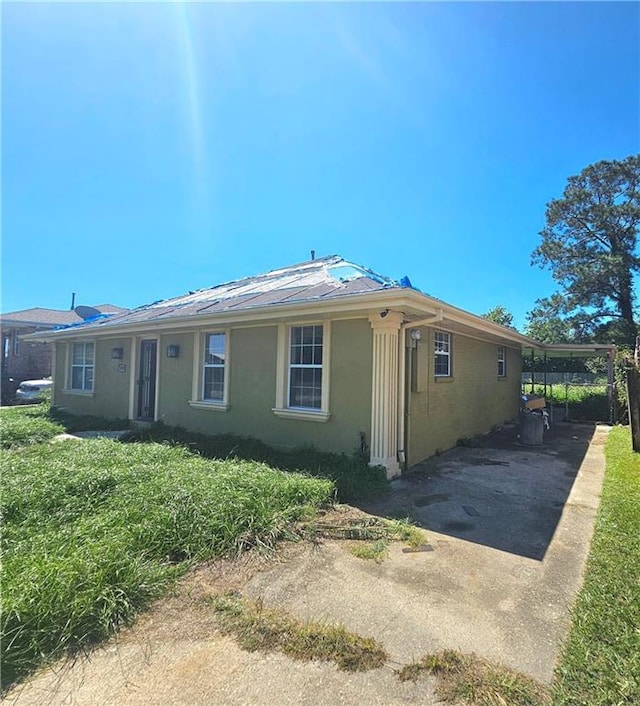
6, 422, 607, 705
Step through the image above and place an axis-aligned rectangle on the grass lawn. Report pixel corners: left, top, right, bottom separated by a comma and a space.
526, 384, 610, 421
1, 406, 334, 690
0, 403, 65, 448
552, 426, 640, 705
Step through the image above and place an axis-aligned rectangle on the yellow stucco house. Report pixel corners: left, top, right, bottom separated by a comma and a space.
31, 256, 541, 477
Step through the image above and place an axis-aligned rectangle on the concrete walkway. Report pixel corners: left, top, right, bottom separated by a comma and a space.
5, 422, 607, 705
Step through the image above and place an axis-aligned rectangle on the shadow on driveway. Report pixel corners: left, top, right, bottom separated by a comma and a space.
361, 421, 595, 561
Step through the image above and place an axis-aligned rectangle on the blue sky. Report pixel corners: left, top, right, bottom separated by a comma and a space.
2, 1, 638, 330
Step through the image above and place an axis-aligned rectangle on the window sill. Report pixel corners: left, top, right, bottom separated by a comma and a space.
62, 389, 95, 396
272, 407, 331, 423
434, 376, 454, 383
189, 400, 229, 412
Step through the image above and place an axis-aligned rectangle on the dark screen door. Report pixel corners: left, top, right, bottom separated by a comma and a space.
137, 340, 157, 419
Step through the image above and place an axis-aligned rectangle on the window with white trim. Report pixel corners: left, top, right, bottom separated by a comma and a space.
497, 346, 506, 377
434, 331, 451, 377
70, 342, 94, 391
289, 325, 323, 409
202, 333, 226, 401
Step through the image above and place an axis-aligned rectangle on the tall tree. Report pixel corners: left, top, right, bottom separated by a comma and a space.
531, 155, 640, 347
481, 305, 516, 329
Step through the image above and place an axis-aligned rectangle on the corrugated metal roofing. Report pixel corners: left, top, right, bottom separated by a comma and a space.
47, 255, 410, 333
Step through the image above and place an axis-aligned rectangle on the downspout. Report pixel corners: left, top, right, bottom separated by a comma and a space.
398, 308, 444, 470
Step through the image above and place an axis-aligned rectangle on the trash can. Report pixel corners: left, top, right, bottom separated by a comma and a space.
520, 411, 544, 446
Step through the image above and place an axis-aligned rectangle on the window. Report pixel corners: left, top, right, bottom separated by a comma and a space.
434, 331, 451, 377
12, 332, 19, 356
70, 342, 94, 391
497, 346, 506, 377
202, 333, 226, 401
289, 325, 323, 409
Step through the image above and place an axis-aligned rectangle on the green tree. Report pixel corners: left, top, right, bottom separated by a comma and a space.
524, 294, 587, 343
531, 155, 640, 346
482, 305, 515, 329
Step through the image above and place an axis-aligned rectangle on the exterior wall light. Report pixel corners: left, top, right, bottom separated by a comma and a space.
410, 329, 422, 341
111, 347, 124, 359
166, 344, 180, 358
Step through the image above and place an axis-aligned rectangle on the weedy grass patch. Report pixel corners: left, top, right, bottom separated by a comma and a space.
1, 437, 333, 689
209, 592, 388, 672
348, 539, 389, 562
551, 426, 640, 705
126, 423, 389, 503
398, 650, 550, 705
0, 403, 64, 448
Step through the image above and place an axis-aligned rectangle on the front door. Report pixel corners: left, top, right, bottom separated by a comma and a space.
137, 340, 157, 420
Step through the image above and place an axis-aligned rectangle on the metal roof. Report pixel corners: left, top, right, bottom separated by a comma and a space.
46, 255, 406, 333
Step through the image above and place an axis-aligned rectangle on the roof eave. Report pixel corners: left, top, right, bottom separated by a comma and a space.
23, 288, 542, 348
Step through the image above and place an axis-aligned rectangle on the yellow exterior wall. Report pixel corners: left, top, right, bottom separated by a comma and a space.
156, 318, 373, 456
406, 327, 522, 466
54, 338, 131, 420
51, 318, 522, 469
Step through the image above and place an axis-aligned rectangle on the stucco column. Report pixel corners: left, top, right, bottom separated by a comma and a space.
369, 310, 403, 479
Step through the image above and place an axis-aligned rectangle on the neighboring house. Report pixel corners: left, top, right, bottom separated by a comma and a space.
1, 305, 128, 383
28, 256, 543, 477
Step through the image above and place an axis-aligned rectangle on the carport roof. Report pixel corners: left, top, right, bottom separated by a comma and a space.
523, 343, 617, 358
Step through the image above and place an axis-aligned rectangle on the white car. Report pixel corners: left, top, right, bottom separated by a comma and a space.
15, 379, 53, 404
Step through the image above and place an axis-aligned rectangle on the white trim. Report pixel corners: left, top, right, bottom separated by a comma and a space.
275, 323, 286, 407
191, 329, 230, 409
128, 338, 138, 420
274, 320, 331, 420
434, 331, 451, 378
61, 390, 95, 397
66, 340, 96, 393
188, 400, 230, 412
497, 345, 507, 377
368, 310, 403, 479
272, 407, 331, 422
51, 344, 57, 406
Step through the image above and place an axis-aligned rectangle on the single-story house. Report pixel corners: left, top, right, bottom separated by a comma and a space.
28, 255, 545, 477
1, 304, 127, 383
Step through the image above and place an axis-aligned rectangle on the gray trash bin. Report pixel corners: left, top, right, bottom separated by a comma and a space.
520, 411, 544, 446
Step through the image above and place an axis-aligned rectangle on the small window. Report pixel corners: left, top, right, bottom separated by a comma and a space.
434, 331, 451, 377
70, 342, 94, 391
289, 325, 323, 409
202, 333, 226, 401
497, 346, 506, 377
12, 332, 19, 356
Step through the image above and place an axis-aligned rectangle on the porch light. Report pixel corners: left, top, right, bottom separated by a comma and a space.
111, 347, 124, 359
166, 344, 180, 358
410, 329, 422, 341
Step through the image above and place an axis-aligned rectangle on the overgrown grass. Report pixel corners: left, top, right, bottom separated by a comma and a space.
209, 592, 388, 672
1, 437, 333, 689
126, 423, 389, 503
398, 649, 550, 705
551, 426, 640, 705
0, 402, 64, 448
527, 384, 609, 421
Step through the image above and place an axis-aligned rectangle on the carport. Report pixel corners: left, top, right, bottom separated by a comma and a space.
522, 343, 617, 423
